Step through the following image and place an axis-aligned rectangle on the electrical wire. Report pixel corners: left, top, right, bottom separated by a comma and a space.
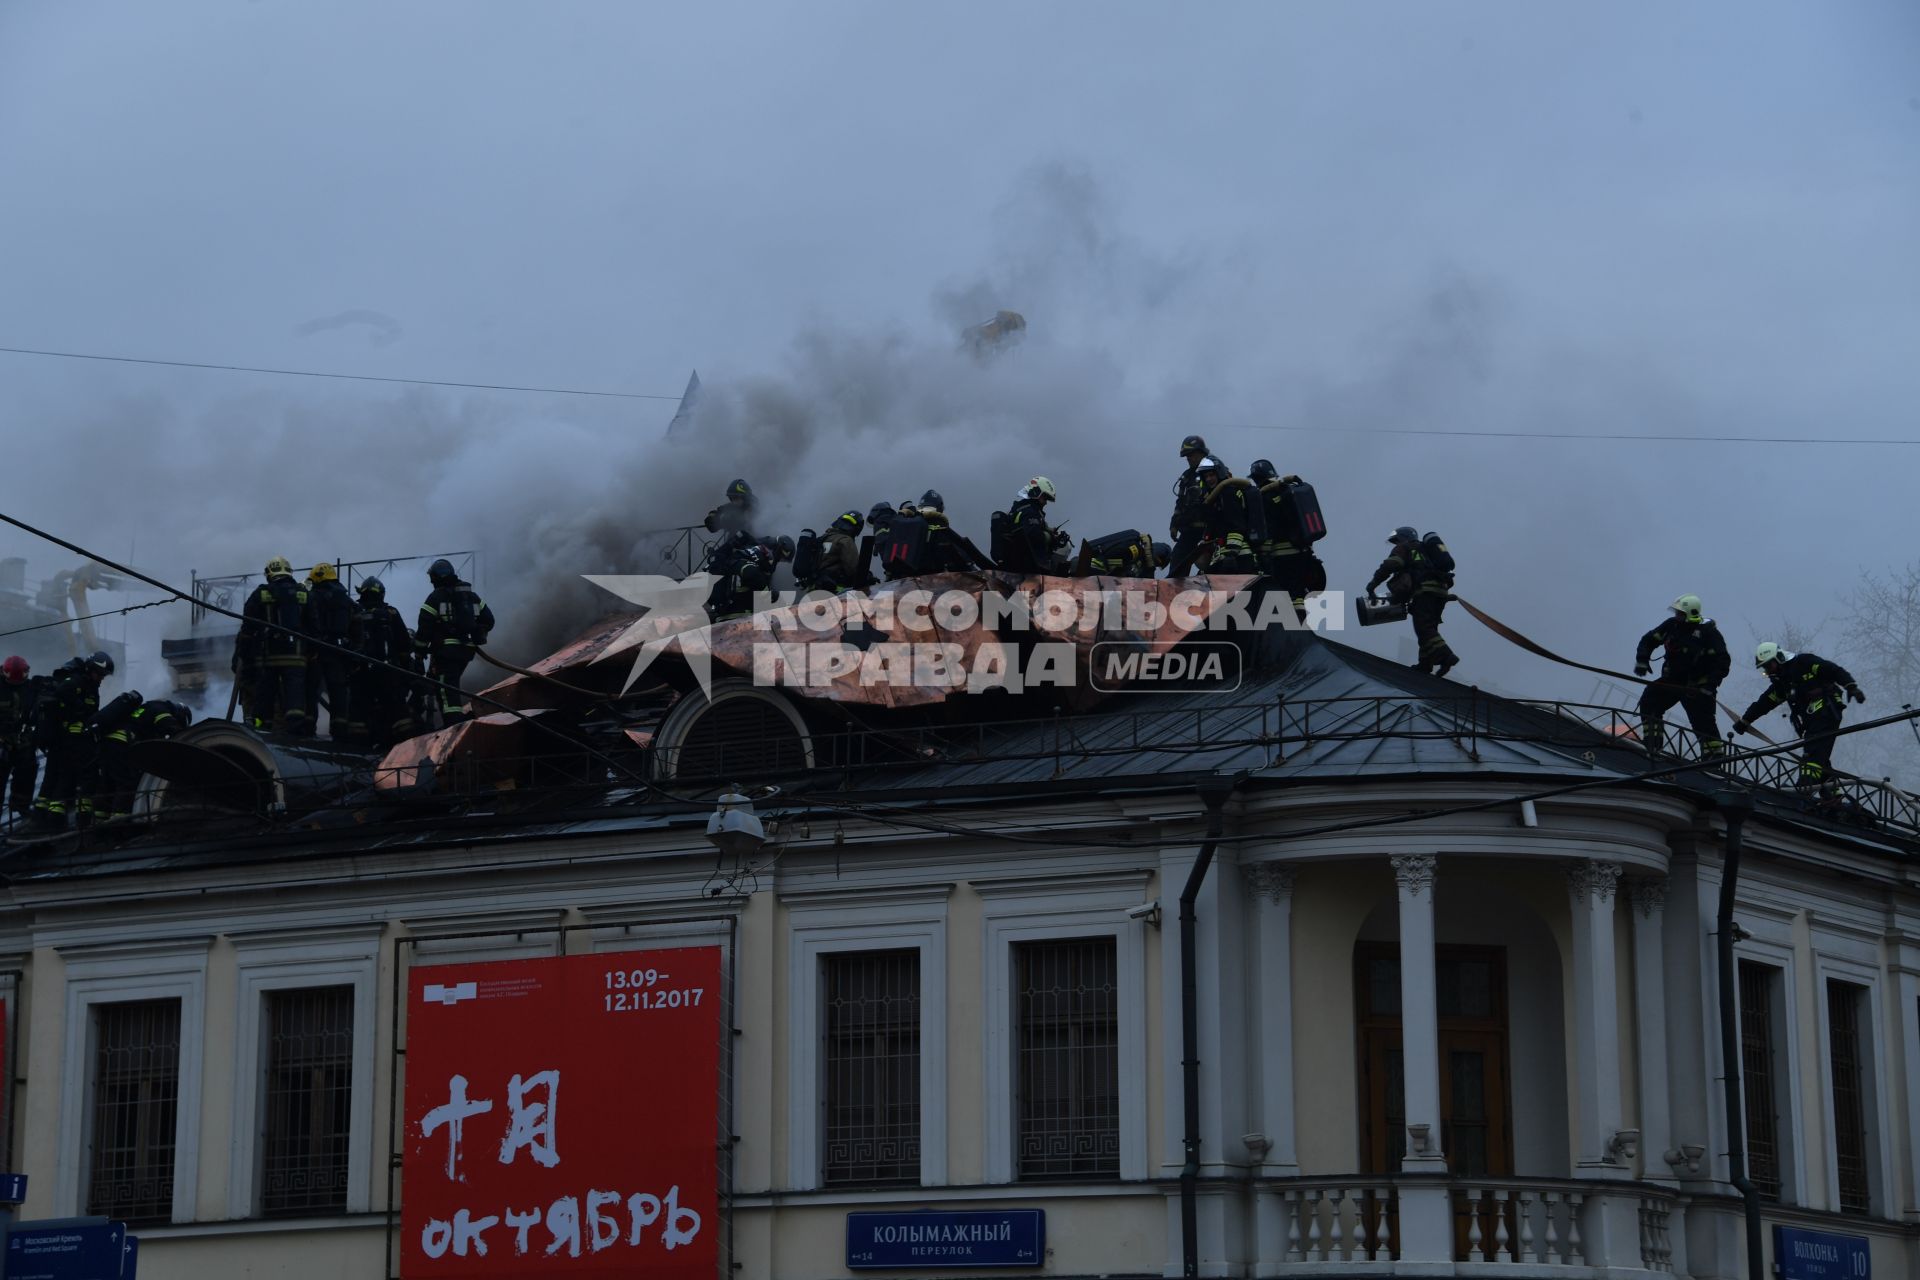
0, 344, 685, 401
1181, 420, 1920, 447
0, 597, 180, 642
5, 342, 1915, 445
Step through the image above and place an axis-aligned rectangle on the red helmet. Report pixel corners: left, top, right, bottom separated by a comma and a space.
1, 656, 26, 684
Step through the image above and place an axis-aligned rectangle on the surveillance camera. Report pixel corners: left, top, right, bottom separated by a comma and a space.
1126, 901, 1161, 927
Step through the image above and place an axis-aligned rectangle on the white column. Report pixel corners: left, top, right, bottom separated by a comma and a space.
1392, 854, 1445, 1170
1242, 862, 1299, 1174
1244, 863, 1297, 1278
1631, 879, 1676, 1185
1390, 854, 1451, 1264
1569, 860, 1629, 1175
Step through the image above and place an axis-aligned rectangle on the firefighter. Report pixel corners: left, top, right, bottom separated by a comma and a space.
0, 656, 37, 823
30, 651, 112, 829
90, 694, 192, 820
304, 563, 354, 737
416, 558, 494, 726
1735, 643, 1865, 794
917, 491, 994, 573
114, 698, 190, 817
1002, 477, 1072, 574
1248, 459, 1328, 612
1193, 457, 1263, 573
704, 478, 756, 543
348, 577, 418, 746
237, 555, 312, 735
1166, 435, 1214, 576
861, 502, 896, 587
1632, 594, 1731, 757
1366, 527, 1459, 677
800, 511, 865, 595
1082, 530, 1159, 577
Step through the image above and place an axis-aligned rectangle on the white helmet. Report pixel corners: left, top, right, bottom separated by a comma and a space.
1025, 476, 1057, 501
1754, 641, 1789, 668
1670, 594, 1703, 623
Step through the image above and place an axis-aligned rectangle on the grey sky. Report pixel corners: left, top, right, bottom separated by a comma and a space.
2, 2, 1916, 717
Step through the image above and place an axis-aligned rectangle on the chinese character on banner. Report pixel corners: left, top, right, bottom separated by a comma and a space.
402, 948, 723, 1278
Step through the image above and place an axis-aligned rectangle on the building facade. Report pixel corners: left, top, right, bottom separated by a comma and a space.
3, 635, 1917, 1279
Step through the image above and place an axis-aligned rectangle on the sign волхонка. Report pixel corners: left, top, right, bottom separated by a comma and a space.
847, 1209, 1045, 1269
1774, 1225, 1869, 1280
401, 948, 724, 1278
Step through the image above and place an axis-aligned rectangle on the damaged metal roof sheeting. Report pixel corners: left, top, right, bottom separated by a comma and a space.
475, 570, 1262, 714
375, 709, 554, 793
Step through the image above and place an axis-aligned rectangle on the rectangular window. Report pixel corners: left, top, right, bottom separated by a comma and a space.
822, 950, 921, 1186
1827, 979, 1871, 1215
1738, 961, 1783, 1202
1014, 937, 1119, 1180
259, 986, 355, 1215
87, 999, 181, 1223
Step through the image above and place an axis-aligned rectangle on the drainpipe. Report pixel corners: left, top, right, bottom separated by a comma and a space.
1180, 776, 1238, 1280
1713, 794, 1764, 1280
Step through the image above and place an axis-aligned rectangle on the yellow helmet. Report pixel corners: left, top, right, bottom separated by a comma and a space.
264, 555, 293, 578
1670, 593, 1703, 623
310, 562, 339, 583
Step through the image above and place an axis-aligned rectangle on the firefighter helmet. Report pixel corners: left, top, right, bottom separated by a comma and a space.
358, 576, 385, 598
1195, 456, 1227, 479
264, 555, 293, 577
1389, 526, 1419, 544
1179, 434, 1208, 457
1248, 459, 1278, 485
867, 502, 896, 527
726, 478, 754, 503
85, 650, 114, 679
831, 511, 864, 536
428, 558, 457, 583
1671, 593, 1704, 623
309, 562, 339, 583
1025, 476, 1057, 502
1, 656, 25, 684
1754, 641, 1788, 669
919, 489, 945, 513
1152, 541, 1172, 568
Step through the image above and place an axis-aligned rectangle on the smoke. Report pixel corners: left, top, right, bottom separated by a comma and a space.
2, 162, 1533, 693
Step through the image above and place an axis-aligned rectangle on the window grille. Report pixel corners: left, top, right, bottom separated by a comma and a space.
823, 951, 920, 1186
1737, 962, 1783, 1202
260, 986, 355, 1215
1015, 937, 1119, 1180
1826, 979, 1871, 1215
87, 999, 181, 1223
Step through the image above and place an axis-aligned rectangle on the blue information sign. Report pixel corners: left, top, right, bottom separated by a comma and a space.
1775, 1225, 1869, 1280
847, 1209, 1045, 1269
121, 1236, 138, 1280
0, 1174, 27, 1205
4, 1219, 127, 1280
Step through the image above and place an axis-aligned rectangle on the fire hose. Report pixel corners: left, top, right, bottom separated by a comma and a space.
1449, 595, 1777, 745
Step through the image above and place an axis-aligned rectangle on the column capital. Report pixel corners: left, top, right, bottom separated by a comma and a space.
1390, 854, 1437, 899
1567, 859, 1623, 906
1630, 878, 1668, 918
1241, 862, 1297, 904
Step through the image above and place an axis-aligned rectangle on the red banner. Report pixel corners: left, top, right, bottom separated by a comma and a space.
402, 948, 723, 1277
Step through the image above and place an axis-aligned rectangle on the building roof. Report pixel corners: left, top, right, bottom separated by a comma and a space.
5, 624, 1914, 884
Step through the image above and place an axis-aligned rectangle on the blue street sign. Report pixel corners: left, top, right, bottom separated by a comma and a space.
120, 1237, 137, 1280
4, 1219, 126, 1280
0, 1174, 26, 1205
847, 1209, 1045, 1269
1775, 1225, 1869, 1280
